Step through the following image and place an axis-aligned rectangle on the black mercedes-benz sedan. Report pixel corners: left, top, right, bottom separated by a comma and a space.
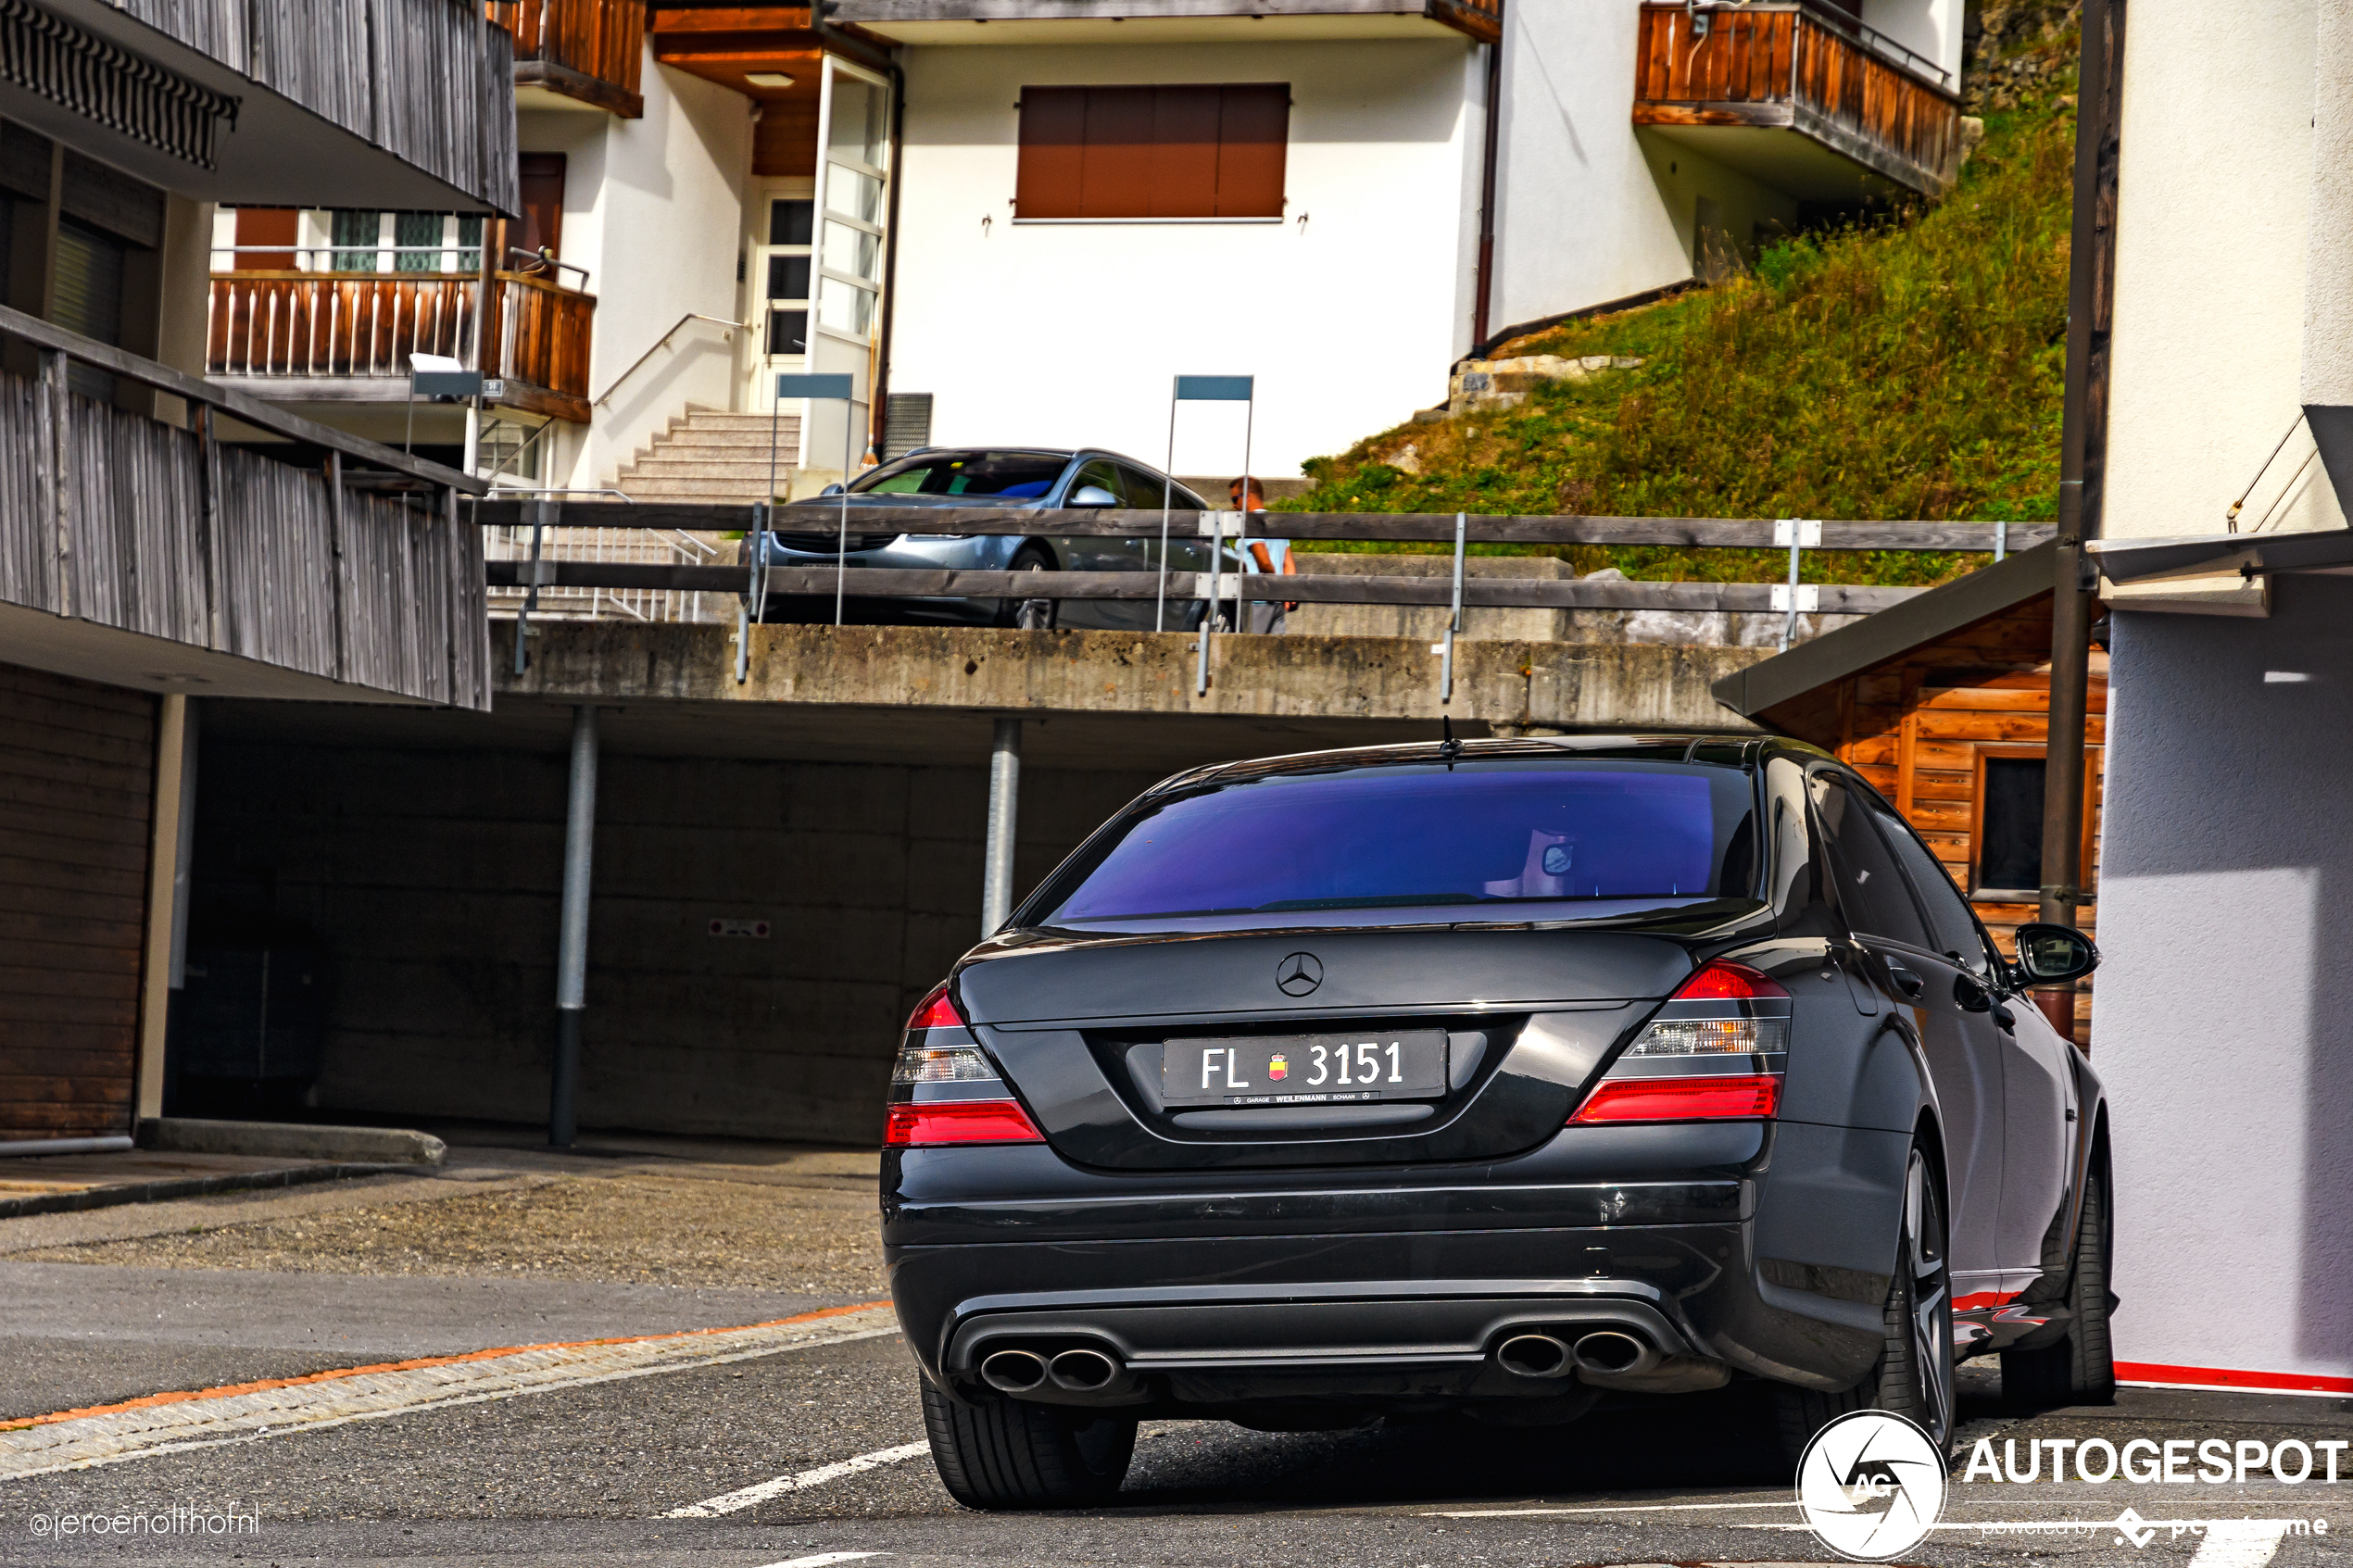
881, 736, 2111, 1507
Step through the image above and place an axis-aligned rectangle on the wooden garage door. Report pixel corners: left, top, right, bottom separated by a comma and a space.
0, 663, 155, 1143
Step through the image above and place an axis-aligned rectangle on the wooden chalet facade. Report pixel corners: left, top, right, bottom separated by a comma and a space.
1715, 545, 2102, 1046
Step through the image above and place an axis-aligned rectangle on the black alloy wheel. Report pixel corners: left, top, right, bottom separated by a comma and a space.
2002, 1164, 2117, 1407
920, 1381, 1137, 1509
1770, 1145, 1957, 1464
1004, 545, 1057, 631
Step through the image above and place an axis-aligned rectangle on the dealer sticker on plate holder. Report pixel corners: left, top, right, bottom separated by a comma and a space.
1161, 1030, 1447, 1107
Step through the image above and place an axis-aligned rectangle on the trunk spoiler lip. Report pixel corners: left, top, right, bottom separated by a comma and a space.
974, 997, 1648, 1032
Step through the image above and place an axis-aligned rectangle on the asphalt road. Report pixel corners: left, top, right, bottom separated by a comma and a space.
6, 1139, 2350, 1568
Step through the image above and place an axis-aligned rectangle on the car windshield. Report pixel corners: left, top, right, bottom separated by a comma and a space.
850, 451, 1069, 499
1026, 759, 1760, 927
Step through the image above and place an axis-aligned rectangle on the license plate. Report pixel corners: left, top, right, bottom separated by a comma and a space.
1161, 1030, 1448, 1107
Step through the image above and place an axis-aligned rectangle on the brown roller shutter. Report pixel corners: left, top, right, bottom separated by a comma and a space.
1215, 84, 1290, 218
1148, 86, 1221, 217
1015, 87, 1088, 219
0, 663, 155, 1144
1017, 83, 1290, 220
1079, 87, 1155, 220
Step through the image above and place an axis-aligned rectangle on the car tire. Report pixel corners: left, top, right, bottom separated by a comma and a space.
919, 1380, 1137, 1510
1000, 546, 1057, 631
2001, 1164, 2117, 1408
1769, 1144, 1957, 1466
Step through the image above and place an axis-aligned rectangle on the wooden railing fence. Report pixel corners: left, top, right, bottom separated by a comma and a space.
487, 273, 598, 408
486, 0, 645, 113
1633, 2, 1960, 193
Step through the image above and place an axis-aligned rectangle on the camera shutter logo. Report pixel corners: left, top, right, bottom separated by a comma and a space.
1276, 953, 1323, 996
1796, 1409, 1948, 1561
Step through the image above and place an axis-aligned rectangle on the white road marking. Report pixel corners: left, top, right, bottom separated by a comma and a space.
664, 1442, 934, 1518
0, 1307, 900, 1480
1429, 1499, 1799, 1518
2186, 1521, 2296, 1568
753, 1554, 889, 1567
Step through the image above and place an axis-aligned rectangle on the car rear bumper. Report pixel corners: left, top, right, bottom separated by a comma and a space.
883, 1128, 1893, 1406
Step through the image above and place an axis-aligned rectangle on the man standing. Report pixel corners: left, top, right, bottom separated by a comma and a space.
1228, 476, 1298, 633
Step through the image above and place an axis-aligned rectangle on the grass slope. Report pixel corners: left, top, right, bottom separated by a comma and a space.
1285, 84, 2078, 589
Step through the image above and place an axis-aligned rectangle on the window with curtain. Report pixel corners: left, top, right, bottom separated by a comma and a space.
394, 212, 443, 271
1015, 84, 1289, 220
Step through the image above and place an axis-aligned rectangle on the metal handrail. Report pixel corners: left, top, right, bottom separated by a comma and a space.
209, 244, 592, 287
0, 301, 481, 494
1689, 0, 1952, 90
591, 312, 752, 408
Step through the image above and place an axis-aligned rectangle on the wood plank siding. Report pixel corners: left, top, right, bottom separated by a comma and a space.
486, 0, 647, 117
0, 664, 154, 1143
109, 0, 519, 212
1760, 592, 2101, 1047
1632, 2, 1961, 197
0, 370, 491, 709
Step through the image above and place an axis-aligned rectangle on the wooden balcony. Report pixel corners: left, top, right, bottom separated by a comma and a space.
487, 0, 647, 116
1633, 2, 1961, 200
207, 270, 597, 423
829, 0, 1502, 46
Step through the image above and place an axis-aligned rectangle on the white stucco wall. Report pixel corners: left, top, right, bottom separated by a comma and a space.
1486, 2, 1793, 336
885, 39, 1482, 478
2097, 588, 2353, 1387
526, 56, 756, 493
2104, 0, 2343, 540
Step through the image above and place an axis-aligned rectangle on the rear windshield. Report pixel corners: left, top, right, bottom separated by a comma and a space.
1026, 759, 1760, 929
850, 450, 1067, 498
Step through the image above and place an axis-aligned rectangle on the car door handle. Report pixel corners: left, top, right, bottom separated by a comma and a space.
1885, 961, 1925, 1000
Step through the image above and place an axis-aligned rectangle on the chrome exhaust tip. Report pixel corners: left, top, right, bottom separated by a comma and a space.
1495, 1333, 1575, 1379
979, 1348, 1049, 1394
1570, 1330, 1659, 1377
1047, 1347, 1120, 1392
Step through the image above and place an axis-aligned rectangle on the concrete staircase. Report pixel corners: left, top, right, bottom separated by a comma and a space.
615, 408, 801, 503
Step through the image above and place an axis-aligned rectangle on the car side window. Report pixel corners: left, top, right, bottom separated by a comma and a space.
1865, 795, 1992, 973
1809, 773, 1933, 950
1122, 463, 1195, 510
1067, 459, 1127, 506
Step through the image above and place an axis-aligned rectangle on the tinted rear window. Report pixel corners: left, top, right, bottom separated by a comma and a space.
851, 450, 1067, 498
1027, 760, 1759, 927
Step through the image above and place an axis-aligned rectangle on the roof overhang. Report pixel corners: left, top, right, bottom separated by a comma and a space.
1712, 543, 2059, 720
5, 0, 509, 212
2087, 526, 2353, 585
830, 0, 1496, 45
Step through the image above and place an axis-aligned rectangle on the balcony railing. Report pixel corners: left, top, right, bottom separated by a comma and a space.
1633, 2, 1962, 197
207, 250, 598, 422
487, 0, 647, 116
829, 0, 1501, 44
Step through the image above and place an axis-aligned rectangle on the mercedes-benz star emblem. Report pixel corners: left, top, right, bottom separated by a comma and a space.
1276, 953, 1323, 997
1795, 1409, 1947, 1561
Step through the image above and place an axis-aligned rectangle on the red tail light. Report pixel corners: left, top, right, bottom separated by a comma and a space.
1569, 1073, 1782, 1124
907, 984, 963, 1032
885, 1099, 1044, 1147
1672, 960, 1790, 1002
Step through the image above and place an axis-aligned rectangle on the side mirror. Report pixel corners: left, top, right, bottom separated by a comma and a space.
820, 483, 845, 496
1068, 484, 1119, 508
2013, 923, 2099, 985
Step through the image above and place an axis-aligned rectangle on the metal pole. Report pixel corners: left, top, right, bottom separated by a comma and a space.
1158, 387, 1176, 633
1779, 532, 1803, 651
837, 398, 852, 626
1442, 510, 1465, 703
1197, 508, 1221, 696
2039, 0, 2124, 1045
550, 704, 598, 1148
981, 717, 1021, 937
515, 499, 547, 676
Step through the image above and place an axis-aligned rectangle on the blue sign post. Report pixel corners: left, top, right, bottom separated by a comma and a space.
1165, 375, 1254, 695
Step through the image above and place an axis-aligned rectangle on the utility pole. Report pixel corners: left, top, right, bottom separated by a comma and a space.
2041, 0, 2125, 1045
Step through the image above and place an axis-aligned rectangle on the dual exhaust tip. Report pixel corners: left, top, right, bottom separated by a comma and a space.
980, 1345, 1123, 1397
1496, 1328, 1659, 1381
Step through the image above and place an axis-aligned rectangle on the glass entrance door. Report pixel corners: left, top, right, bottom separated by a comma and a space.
746, 178, 814, 416
799, 55, 892, 489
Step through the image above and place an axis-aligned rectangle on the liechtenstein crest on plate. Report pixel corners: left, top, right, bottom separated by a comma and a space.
1267, 1054, 1289, 1081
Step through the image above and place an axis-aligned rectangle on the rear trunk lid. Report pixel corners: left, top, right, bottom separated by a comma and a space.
955, 925, 1696, 1171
